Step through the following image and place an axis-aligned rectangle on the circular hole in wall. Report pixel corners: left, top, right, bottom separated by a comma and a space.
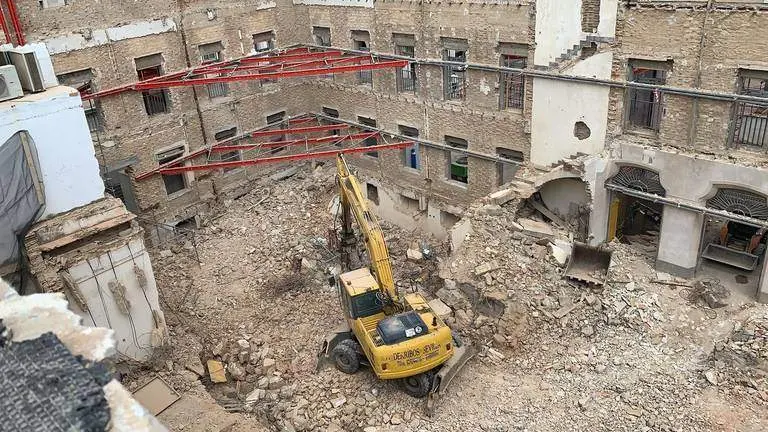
574, 121, 591, 140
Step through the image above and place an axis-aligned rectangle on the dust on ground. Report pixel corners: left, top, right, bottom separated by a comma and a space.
127, 163, 767, 432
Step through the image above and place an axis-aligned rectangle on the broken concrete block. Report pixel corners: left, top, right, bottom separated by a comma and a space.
331, 397, 346, 408
227, 362, 246, 381
262, 357, 276, 374
270, 166, 300, 181
474, 260, 500, 276
207, 360, 227, 383
406, 248, 423, 261
517, 218, 555, 239
428, 298, 452, 319
704, 370, 718, 386
477, 204, 503, 216
436, 287, 467, 308
489, 188, 516, 206
236, 339, 251, 352
159, 249, 173, 258
449, 218, 473, 251
549, 243, 569, 267
246, 388, 265, 403
268, 376, 285, 390
257, 376, 269, 389
186, 359, 206, 377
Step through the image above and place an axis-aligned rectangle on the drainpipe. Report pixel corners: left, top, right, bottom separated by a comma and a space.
688, 0, 714, 148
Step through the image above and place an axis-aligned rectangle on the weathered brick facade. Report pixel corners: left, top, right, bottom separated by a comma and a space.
10, 0, 768, 235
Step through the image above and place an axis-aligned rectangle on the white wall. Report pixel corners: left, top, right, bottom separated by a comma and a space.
534, 0, 584, 66
42, 18, 179, 55
598, 0, 619, 38
0, 86, 104, 219
530, 51, 613, 168
539, 178, 589, 216
67, 236, 165, 361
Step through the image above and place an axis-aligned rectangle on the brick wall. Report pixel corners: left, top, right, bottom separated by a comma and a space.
582, 0, 601, 33
610, 4, 768, 161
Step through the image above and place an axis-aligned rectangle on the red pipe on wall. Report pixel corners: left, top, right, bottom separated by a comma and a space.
5, 0, 23, 46
0, 6, 12, 45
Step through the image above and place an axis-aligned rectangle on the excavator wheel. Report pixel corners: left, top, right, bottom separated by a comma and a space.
332, 340, 360, 374
401, 373, 432, 399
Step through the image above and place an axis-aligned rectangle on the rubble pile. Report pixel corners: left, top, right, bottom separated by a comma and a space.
438, 200, 665, 352
708, 314, 768, 401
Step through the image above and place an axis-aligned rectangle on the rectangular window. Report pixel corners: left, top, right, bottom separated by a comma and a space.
731, 69, 768, 149
358, 116, 378, 158
267, 111, 286, 154
214, 127, 240, 172
254, 31, 277, 83
57, 68, 101, 132
445, 136, 468, 183
442, 38, 468, 100
322, 107, 342, 141
253, 31, 275, 53
394, 33, 416, 93
398, 125, 419, 170
199, 42, 229, 99
135, 54, 170, 116
627, 59, 670, 132
499, 43, 527, 110
156, 146, 186, 195
366, 183, 379, 205
313, 26, 331, 46
352, 31, 372, 86
496, 147, 524, 186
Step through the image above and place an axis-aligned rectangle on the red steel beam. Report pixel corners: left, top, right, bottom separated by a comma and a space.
0, 6, 11, 44
195, 54, 369, 76
133, 60, 408, 90
250, 123, 349, 138
212, 132, 377, 152
5, 0, 23, 46
135, 114, 328, 180
157, 141, 413, 175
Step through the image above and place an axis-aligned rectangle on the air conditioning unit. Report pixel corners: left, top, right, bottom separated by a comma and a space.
7, 50, 45, 93
0, 65, 24, 102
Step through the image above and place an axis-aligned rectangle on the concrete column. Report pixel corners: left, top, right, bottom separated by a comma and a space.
757, 256, 768, 303
655, 206, 704, 278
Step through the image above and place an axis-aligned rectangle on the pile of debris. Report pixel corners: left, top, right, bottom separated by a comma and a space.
707, 314, 768, 401
436, 198, 666, 353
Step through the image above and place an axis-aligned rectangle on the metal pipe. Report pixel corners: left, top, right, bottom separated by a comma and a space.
301, 43, 768, 106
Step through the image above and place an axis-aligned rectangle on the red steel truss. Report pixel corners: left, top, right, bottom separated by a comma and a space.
135, 114, 413, 180
84, 47, 408, 100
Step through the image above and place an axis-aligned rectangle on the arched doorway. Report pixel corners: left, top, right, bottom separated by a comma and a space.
605, 165, 666, 254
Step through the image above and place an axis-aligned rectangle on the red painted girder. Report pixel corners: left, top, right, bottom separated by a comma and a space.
157, 141, 413, 175
133, 60, 408, 89
212, 132, 377, 152
250, 123, 350, 138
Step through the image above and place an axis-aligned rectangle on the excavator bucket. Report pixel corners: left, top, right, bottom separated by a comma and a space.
701, 242, 759, 271
564, 242, 612, 286
425, 343, 476, 417
315, 324, 352, 373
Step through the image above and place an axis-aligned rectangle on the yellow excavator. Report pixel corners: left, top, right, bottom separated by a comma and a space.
318, 154, 474, 414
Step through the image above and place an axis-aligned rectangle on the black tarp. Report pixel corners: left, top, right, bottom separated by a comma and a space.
0, 131, 44, 268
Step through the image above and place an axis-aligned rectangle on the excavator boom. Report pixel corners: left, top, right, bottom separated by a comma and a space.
335, 155, 398, 302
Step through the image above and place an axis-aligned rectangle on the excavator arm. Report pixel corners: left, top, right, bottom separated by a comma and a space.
335, 154, 398, 303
